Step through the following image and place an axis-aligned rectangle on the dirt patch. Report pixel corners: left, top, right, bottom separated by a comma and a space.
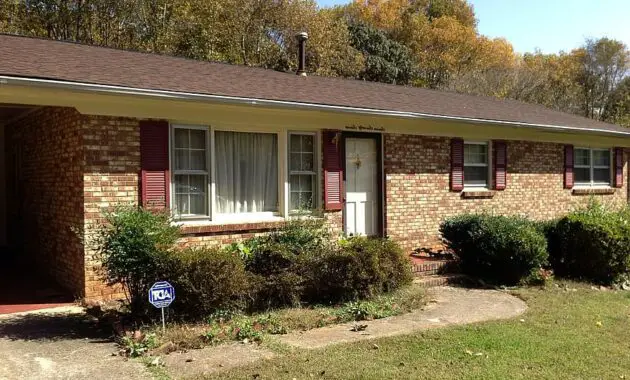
161, 343, 275, 379
278, 286, 527, 349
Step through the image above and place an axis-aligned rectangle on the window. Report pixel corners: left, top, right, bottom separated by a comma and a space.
289, 132, 317, 212
215, 131, 279, 214
170, 125, 319, 221
574, 148, 611, 186
464, 142, 489, 188
172, 126, 209, 217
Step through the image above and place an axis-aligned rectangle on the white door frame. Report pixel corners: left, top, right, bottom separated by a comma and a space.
342, 132, 383, 237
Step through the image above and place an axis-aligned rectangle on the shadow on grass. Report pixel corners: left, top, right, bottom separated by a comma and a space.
0, 312, 113, 343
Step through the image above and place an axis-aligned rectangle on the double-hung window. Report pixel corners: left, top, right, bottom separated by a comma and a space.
172, 126, 209, 217
464, 142, 489, 188
574, 148, 611, 186
289, 132, 317, 212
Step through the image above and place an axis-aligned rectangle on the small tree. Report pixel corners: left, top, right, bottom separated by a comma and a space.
93, 206, 180, 315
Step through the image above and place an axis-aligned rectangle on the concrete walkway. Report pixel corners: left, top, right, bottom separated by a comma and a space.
0, 307, 152, 380
278, 286, 527, 349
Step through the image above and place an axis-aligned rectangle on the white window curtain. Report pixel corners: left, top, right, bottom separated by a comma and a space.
215, 131, 278, 214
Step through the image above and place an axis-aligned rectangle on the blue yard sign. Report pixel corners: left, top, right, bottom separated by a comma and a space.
149, 281, 175, 308
149, 281, 175, 331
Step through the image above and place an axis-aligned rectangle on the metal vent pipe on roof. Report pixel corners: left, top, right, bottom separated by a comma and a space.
296, 32, 308, 76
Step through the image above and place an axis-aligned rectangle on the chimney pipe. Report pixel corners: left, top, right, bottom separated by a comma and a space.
296, 32, 308, 76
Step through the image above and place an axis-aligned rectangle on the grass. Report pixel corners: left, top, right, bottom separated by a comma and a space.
148, 284, 426, 353
200, 282, 630, 379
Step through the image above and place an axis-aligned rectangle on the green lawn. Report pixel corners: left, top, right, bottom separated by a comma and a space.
204, 283, 630, 380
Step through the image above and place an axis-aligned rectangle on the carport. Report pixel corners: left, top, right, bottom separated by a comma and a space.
0, 104, 76, 314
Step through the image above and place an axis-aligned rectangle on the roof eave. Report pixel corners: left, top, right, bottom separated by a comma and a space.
1, 75, 629, 137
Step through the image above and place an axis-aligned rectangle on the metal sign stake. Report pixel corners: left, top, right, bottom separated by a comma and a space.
161, 307, 166, 332
149, 281, 175, 333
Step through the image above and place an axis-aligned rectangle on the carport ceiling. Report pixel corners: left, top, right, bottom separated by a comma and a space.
0, 104, 37, 124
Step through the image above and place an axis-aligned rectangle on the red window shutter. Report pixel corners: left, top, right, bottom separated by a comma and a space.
493, 141, 507, 190
323, 130, 343, 210
614, 147, 624, 188
450, 138, 464, 191
564, 145, 574, 189
140, 120, 170, 209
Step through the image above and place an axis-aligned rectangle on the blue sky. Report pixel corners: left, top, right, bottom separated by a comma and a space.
317, 0, 630, 54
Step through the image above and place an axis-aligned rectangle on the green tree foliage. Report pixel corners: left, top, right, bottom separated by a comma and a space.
348, 22, 415, 84
0, 0, 628, 126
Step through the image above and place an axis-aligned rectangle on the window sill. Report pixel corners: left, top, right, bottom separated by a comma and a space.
461, 189, 495, 199
177, 216, 287, 235
572, 187, 616, 195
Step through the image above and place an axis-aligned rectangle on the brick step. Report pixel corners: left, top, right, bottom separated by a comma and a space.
413, 274, 468, 287
410, 259, 457, 276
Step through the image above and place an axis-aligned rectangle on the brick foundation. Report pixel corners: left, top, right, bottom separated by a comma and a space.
384, 134, 628, 251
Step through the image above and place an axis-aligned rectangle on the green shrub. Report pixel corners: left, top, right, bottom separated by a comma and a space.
303, 237, 412, 303
240, 218, 332, 309
247, 271, 304, 310
167, 248, 250, 319
440, 214, 548, 285
244, 240, 306, 309
550, 203, 630, 284
93, 206, 180, 315
267, 218, 331, 254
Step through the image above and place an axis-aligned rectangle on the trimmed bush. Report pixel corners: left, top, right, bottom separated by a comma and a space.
303, 237, 413, 303
440, 214, 548, 285
93, 206, 180, 315
244, 240, 306, 309
341, 237, 413, 295
240, 218, 332, 309
243, 229, 412, 307
167, 248, 250, 319
549, 203, 630, 284
97, 207, 414, 319
247, 271, 305, 310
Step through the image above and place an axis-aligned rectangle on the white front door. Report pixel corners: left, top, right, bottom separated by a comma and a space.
345, 137, 378, 236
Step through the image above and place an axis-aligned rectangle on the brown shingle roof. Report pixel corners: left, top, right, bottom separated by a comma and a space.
0, 34, 627, 134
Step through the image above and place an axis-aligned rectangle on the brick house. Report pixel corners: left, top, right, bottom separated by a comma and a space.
0, 34, 628, 300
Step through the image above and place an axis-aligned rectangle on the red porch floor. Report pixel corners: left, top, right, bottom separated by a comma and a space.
0, 256, 74, 315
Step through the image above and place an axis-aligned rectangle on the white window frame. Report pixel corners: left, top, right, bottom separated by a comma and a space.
170, 124, 210, 219
463, 141, 491, 190
288, 131, 319, 214
170, 124, 322, 223
574, 147, 612, 187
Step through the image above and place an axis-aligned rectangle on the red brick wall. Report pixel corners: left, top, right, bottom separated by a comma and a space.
7, 111, 628, 301
5, 107, 85, 295
80, 116, 344, 299
384, 134, 628, 252
82, 115, 141, 299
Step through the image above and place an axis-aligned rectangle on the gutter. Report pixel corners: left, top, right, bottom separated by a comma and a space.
1, 75, 629, 137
